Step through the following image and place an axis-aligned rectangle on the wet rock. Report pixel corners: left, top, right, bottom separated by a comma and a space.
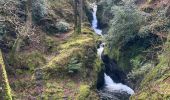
97, 68, 105, 89
99, 88, 130, 100
102, 55, 126, 84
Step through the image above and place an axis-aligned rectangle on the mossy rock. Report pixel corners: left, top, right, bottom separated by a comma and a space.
76, 85, 90, 100
41, 28, 102, 99
44, 29, 101, 76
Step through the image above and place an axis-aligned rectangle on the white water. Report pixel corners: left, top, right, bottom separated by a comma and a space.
91, 3, 134, 95
104, 73, 134, 95
97, 43, 105, 59
91, 3, 102, 36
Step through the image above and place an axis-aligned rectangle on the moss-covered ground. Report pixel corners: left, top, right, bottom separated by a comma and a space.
8, 27, 101, 99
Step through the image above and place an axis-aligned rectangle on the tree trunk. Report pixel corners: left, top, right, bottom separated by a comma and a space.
0, 50, 12, 100
74, 0, 82, 34
26, 0, 32, 29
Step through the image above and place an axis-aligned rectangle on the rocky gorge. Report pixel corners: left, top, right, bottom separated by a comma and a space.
0, 0, 170, 100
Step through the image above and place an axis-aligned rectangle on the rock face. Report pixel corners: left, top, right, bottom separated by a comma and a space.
102, 55, 126, 84
96, 68, 105, 89
99, 88, 130, 100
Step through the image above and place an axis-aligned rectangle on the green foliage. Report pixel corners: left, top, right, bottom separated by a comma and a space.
32, 0, 47, 22
56, 21, 70, 33
42, 29, 101, 99
107, 5, 144, 48
13, 51, 46, 72
44, 20, 71, 34
76, 85, 90, 100
131, 33, 170, 99
68, 57, 82, 73
45, 31, 95, 73
104, 0, 169, 72
127, 63, 153, 84
104, 4, 145, 71
42, 82, 64, 99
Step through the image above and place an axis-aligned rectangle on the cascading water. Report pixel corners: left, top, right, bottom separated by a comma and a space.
91, 3, 134, 99
97, 43, 105, 59
91, 3, 102, 36
104, 73, 134, 95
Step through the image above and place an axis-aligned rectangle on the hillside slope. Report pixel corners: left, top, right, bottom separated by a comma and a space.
0, 0, 102, 99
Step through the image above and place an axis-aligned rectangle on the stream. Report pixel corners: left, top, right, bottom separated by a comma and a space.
91, 3, 134, 100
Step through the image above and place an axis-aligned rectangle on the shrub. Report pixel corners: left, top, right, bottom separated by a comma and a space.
107, 5, 144, 48
32, 0, 47, 22
67, 57, 82, 74
55, 21, 70, 33
127, 63, 153, 83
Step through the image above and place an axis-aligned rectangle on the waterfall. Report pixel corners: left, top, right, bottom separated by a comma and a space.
91, 3, 102, 36
104, 73, 134, 95
97, 43, 105, 59
91, 3, 134, 96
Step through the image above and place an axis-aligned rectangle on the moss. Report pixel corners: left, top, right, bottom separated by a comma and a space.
11, 51, 46, 73
105, 46, 120, 61
44, 30, 97, 74
24, 52, 46, 71
0, 50, 12, 100
76, 85, 90, 100
131, 35, 170, 99
43, 36, 59, 53
94, 58, 102, 73
41, 28, 101, 99
81, 27, 94, 35
42, 78, 78, 99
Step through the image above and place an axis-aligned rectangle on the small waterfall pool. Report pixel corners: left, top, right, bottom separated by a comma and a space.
91, 3, 134, 99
